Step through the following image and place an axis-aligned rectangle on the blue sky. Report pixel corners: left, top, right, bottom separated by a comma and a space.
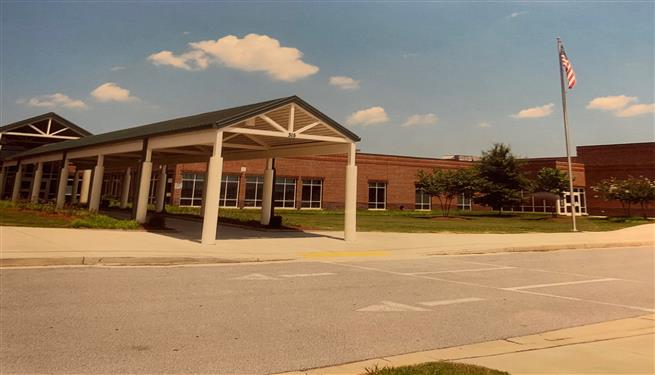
2, 2, 653, 158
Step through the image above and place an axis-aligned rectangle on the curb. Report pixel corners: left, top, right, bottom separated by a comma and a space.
0, 256, 292, 268
427, 241, 654, 256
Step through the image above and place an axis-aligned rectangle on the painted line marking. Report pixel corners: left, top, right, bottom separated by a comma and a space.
407, 266, 515, 275
279, 272, 335, 278
357, 301, 430, 312
301, 250, 390, 258
503, 278, 620, 291
325, 262, 654, 313
419, 297, 485, 307
233, 273, 277, 280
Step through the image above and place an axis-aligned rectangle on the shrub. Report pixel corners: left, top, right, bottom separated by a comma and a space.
70, 214, 140, 229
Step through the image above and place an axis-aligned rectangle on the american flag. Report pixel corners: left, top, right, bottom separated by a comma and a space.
560, 46, 576, 89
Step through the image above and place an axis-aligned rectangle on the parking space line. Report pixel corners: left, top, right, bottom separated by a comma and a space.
419, 297, 484, 306
406, 266, 515, 275
325, 261, 654, 313
279, 272, 335, 278
503, 278, 620, 291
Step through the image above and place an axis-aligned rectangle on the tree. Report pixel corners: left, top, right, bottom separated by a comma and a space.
416, 168, 481, 217
532, 167, 570, 195
475, 143, 529, 214
593, 176, 655, 217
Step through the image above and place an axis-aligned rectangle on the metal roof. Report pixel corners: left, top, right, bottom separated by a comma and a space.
0, 112, 93, 136
10, 96, 360, 160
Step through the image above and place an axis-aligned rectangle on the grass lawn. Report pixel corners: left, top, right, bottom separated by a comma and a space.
203, 207, 651, 233
365, 362, 509, 375
0, 201, 140, 230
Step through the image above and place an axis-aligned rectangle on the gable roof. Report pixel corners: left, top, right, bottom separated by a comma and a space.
0, 112, 92, 137
11, 96, 359, 160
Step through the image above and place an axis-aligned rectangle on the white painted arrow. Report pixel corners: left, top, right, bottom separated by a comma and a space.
356, 301, 430, 312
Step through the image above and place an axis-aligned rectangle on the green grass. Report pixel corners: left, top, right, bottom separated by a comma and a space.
212, 208, 651, 233
0, 200, 141, 230
70, 214, 140, 229
364, 362, 509, 375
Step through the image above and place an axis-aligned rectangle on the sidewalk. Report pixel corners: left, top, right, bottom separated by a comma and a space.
1, 220, 653, 267
278, 314, 655, 375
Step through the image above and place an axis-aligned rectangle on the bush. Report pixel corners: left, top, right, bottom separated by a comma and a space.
70, 214, 140, 229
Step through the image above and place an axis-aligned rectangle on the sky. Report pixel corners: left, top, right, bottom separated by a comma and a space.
1, 1, 654, 159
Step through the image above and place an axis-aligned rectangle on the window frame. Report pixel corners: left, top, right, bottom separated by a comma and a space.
367, 181, 387, 210
301, 178, 323, 209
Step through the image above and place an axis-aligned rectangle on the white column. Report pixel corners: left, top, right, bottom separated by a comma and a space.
30, 162, 43, 204
55, 159, 70, 209
79, 170, 92, 204
344, 143, 358, 242
120, 167, 132, 209
11, 164, 23, 202
135, 151, 153, 223
0, 167, 6, 199
260, 158, 274, 225
201, 131, 224, 245
155, 165, 167, 213
71, 170, 80, 204
88, 155, 104, 213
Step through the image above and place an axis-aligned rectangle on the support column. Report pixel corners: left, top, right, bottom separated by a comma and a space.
120, 167, 132, 209
55, 158, 69, 209
31, 162, 43, 204
79, 170, 92, 204
11, 164, 23, 202
260, 158, 274, 225
0, 167, 6, 199
201, 131, 224, 245
89, 155, 104, 213
155, 165, 167, 213
344, 143, 358, 241
71, 170, 80, 204
135, 152, 152, 223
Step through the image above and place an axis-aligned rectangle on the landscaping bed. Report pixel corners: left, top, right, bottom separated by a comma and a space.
365, 362, 509, 375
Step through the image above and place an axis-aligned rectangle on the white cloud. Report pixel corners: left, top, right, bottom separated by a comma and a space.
148, 33, 319, 82
477, 121, 492, 128
91, 82, 139, 103
511, 103, 554, 119
110, 66, 126, 72
508, 11, 527, 18
401, 113, 438, 128
346, 106, 389, 127
182, 31, 191, 35
148, 50, 208, 71
586, 95, 637, 112
586, 95, 654, 118
616, 103, 655, 118
18, 93, 87, 110
329, 76, 360, 90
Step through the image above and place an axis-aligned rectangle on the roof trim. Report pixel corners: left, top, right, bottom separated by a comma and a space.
0, 112, 92, 136
8, 96, 359, 160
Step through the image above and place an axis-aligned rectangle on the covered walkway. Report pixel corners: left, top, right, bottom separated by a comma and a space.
1, 96, 360, 244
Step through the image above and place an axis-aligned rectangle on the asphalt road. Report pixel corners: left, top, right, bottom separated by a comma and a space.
1, 246, 653, 374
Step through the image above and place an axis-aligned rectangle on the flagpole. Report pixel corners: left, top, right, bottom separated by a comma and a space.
557, 37, 578, 232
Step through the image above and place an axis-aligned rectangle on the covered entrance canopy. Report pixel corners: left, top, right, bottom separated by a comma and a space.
1, 96, 360, 244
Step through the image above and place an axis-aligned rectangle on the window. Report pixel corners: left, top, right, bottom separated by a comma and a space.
415, 189, 431, 210
368, 182, 386, 210
244, 176, 264, 208
301, 179, 322, 209
220, 175, 239, 207
274, 177, 296, 208
180, 173, 204, 206
457, 194, 473, 211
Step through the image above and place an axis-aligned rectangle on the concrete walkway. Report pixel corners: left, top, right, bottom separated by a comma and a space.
1, 219, 653, 267
279, 314, 655, 375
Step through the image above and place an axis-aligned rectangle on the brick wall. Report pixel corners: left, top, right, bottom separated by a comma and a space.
577, 142, 655, 216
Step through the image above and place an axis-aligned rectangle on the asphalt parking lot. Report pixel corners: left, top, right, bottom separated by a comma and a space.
1, 246, 653, 374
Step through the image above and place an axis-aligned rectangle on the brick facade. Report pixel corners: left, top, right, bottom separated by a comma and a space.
577, 142, 655, 216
